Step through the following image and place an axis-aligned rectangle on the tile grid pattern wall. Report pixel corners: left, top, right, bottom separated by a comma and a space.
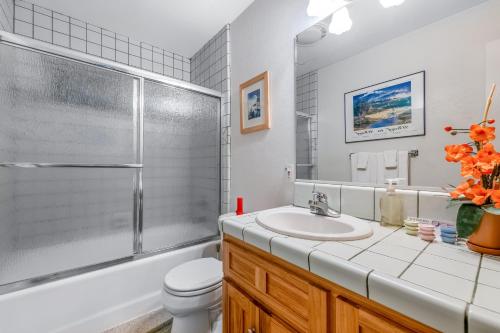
295, 71, 318, 180
191, 25, 231, 214
0, 0, 13, 32
293, 181, 461, 224
13, 0, 191, 81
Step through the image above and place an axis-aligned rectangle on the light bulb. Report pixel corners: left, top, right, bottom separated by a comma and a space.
379, 0, 405, 8
307, 0, 350, 18
329, 7, 352, 35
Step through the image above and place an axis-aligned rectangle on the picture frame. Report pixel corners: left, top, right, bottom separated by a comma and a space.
240, 71, 271, 134
344, 71, 426, 143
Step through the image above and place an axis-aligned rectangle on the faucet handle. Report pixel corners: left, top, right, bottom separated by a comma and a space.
312, 191, 328, 203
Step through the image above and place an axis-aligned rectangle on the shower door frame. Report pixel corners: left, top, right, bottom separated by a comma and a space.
0, 31, 222, 295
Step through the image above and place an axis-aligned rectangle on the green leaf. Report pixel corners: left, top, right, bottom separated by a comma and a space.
456, 204, 484, 238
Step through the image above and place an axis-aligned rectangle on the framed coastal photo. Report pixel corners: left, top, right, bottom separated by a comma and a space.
345, 71, 425, 143
240, 71, 270, 134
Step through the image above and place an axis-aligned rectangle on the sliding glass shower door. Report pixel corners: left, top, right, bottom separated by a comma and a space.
143, 81, 220, 251
0, 37, 220, 289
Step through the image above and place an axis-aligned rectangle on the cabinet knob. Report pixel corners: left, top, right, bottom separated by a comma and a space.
247, 329, 256, 333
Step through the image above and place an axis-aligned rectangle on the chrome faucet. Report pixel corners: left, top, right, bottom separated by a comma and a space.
308, 192, 341, 218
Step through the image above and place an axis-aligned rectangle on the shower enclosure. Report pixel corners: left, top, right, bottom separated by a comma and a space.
0, 32, 221, 294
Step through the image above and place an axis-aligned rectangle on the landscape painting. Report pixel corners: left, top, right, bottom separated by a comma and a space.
345, 71, 425, 143
352, 81, 412, 131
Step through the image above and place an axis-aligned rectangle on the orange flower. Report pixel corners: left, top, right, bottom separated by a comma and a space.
450, 179, 475, 199
460, 156, 482, 179
467, 184, 492, 205
469, 124, 495, 143
477, 143, 496, 162
491, 190, 500, 208
444, 144, 473, 162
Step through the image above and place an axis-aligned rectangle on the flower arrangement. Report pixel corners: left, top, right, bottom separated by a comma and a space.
444, 84, 498, 207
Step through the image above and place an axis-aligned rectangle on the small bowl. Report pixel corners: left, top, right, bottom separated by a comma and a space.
404, 224, 419, 231
441, 226, 456, 233
441, 235, 457, 244
419, 232, 436, 241
419, 223, 435, 232
406, 229, 418, 236
404, 220, 419, 228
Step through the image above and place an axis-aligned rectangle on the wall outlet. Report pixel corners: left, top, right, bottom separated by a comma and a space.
285, 164, 295, 181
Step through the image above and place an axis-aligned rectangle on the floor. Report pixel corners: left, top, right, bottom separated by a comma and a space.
103, 309, 172, 333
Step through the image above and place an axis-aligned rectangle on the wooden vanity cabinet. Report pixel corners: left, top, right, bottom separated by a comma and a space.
222, 235, 440, 333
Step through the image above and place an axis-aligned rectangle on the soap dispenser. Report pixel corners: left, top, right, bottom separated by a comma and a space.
380, 178, 404, 226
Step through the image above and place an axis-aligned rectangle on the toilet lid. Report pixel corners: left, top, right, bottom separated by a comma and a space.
163, 258, 223, 293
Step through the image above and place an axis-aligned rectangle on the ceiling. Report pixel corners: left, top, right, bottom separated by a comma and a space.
297, 0, 488, 75
32, 0, 255, 57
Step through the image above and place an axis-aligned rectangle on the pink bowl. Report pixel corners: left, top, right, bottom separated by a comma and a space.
419, 232, 436, 241
418, 223, 435, 232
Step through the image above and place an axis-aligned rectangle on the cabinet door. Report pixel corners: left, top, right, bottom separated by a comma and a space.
224, 281, 259, 333
260, 310, 299, 333
335, 297, 413, 333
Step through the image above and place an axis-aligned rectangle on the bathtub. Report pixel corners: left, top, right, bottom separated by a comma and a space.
0, 240, 220, 333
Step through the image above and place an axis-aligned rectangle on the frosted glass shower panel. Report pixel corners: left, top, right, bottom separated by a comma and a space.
0, 43, 139, 164
143, 80, 220, 251
0, 167, 135, 285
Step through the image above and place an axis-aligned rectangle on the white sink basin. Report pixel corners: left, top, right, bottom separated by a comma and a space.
256, 207, 373, 241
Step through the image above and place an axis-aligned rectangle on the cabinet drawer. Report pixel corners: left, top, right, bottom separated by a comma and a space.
335, 297, 414, 333
223, 240, 327, 333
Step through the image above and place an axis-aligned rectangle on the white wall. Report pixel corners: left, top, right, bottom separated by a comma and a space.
317, 1, 500, 187
230, 0, 316, 211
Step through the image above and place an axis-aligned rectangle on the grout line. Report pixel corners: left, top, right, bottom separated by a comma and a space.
464, 303, 470, 333
399, 275, 471, 303
365, 269, 374, 299
471, 255, 484, 304
397, 241, 432, 278
307, 249, 318, 271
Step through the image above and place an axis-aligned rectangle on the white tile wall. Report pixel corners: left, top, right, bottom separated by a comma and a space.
418, 191, 460, 223
13, 0, 191, 81
295, 71, 318, 180
314, 183, 341, 212
190, 25, 231, 213
294, 181, 459, 225
293, 182, 314, 208
0, 0, 13, 32
341, 185, 375, 220
374, 188, 418, 221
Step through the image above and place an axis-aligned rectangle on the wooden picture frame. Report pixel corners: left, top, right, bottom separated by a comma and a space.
240, 71, 271, 134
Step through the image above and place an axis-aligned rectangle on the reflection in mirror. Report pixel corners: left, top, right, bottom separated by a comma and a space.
295, 0, 500, 187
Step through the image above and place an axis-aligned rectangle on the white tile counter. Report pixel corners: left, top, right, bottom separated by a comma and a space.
219, 207, 500, 333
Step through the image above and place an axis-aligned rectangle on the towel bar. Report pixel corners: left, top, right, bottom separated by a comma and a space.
349, 150, 418, 159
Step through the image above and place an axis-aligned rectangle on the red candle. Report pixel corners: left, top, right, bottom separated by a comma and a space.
236, 196, 244, 215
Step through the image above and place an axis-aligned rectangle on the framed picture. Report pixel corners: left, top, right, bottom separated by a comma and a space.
344, 71, 425, 143
240, 71, 270, 134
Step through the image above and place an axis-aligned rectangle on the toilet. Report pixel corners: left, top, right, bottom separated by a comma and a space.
162, 257, 223, 333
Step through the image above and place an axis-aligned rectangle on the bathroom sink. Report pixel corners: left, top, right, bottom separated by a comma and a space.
256, 207, 373, 241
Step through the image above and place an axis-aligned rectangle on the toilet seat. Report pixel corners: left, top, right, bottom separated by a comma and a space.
163, 257, 223, 297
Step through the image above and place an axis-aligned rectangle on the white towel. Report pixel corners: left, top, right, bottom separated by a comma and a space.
384, 150, 398, 168
398, 151, 409, 185
357, 152, 369, 170
351, 153, 359, 182
351, 153, 378, 183
377, 152, 399, 184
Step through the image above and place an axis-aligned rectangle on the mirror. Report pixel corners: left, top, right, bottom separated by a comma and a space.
295, 0, 500, 187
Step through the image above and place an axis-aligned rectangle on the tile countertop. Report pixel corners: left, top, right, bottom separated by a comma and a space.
218, 207, 500, 333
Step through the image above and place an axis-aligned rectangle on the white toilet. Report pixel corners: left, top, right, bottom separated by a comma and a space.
162, 257, 223, 333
